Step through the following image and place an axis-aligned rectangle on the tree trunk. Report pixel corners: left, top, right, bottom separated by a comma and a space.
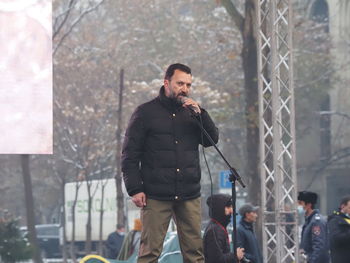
69, 182, 80, 263
221, 0, 262, 241
242, 0, 260, 208
221, 0, 260, 206
115, 68, 126, 227
98, 182, 107, 255
20, 155, 43, 263
85, 182, 92, 254
60, 180, 68, 263
241, 0, 263, 243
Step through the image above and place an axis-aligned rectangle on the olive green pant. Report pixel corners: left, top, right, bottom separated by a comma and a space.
137, 197, 204, 263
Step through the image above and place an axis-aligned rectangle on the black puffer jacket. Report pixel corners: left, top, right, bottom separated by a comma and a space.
328, 211, 350, 263
203, 194, 235, 263
121, 86, 218, 201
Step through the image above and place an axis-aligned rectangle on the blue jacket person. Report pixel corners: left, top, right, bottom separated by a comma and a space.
298, 191, 329, 263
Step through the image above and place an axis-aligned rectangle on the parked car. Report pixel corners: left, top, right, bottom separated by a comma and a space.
21, 224, 61, 258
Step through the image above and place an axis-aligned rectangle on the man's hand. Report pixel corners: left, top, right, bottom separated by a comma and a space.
132, 192, 147, 207
237, 247, 245, 261
179, 96, 201, 114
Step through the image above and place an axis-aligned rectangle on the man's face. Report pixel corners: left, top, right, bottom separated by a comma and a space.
245, 211, 258, 223
225, 205, 233, 216
341, 201, 350, 215
298, 200, 306, 211
164, 69, 192, 100
298, 200, 312, 211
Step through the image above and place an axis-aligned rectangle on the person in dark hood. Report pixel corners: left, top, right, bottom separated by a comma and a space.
327, 195, 350, 263
203, 194, 245, 263
298, 191, 329, 263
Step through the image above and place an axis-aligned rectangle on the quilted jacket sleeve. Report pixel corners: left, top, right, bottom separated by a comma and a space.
121, 106, 146, 196
197, 108, 219, 147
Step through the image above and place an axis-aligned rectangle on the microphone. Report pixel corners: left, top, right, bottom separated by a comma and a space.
178, 95, 201, 115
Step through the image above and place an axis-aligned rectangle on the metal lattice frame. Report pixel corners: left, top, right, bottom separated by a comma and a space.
257, 0, 299, 262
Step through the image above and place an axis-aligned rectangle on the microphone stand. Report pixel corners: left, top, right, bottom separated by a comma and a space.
190, 111, 246, 263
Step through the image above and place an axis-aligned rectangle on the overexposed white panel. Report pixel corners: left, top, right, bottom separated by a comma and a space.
0, 0, 52, 154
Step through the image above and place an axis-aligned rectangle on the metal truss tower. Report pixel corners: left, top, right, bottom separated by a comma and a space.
256, 0, 299, 262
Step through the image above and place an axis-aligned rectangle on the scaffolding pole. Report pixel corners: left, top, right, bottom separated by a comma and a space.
256, 0, 299, 262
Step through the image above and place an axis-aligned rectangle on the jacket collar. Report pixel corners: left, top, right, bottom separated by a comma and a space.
158, 86, 182, 111
240, 218, 254, 231
305, 209, 319, 223
332, 210, 350, 224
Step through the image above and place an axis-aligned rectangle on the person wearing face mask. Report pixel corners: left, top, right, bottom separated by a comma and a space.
237, 203, 263, 263
327, 195, 350, 263
203, 194, 245, 263
121, 63, 219, 263
297, 191, 329, 263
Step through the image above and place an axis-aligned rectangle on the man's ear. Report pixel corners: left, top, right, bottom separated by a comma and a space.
164, 79, 169, 88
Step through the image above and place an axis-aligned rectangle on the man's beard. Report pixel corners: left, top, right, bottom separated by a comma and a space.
169, 90, 187, 105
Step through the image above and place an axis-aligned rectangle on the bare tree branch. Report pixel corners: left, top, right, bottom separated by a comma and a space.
53, 0, 106, 56
147, 61, 163, 74
319, 111, 350, 121
220, 0, 244, 32
53, 0, 77, 40
302, 146, 350, 189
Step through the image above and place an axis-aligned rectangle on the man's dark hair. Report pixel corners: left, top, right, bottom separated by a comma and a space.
116, 224, 125, 230
340, 195, 350, 207
164, 63, 191, 80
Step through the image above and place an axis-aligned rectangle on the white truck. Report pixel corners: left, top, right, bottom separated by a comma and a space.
63, 178, 139, 255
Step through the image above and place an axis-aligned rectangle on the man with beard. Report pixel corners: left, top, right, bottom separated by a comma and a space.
122, 63, 219, 263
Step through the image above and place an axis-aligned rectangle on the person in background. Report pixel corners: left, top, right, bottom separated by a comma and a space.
203, 194, 245, 263
118, 218, 142, 260
105, 224, 125, 259
237, 204, 263, 263
297, 191, 329, 263
327, 195, 350, 263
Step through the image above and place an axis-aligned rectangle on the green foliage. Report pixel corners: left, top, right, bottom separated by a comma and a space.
0, 217, 32, 263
